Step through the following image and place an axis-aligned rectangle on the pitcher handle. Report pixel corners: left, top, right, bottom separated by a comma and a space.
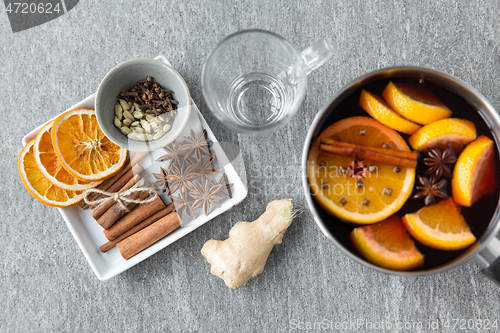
474, 237, 500, 286
301, 38, 334, 75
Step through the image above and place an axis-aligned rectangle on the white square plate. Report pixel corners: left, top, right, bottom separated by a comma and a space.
21, 56, 247, 280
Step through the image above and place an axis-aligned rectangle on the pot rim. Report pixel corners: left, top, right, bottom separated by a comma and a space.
301, 65, 500, 276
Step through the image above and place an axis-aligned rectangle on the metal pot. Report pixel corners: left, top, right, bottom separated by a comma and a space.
301, 66, 500, 285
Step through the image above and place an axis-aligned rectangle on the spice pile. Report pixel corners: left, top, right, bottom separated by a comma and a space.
413, 146, 456, 206
153, 129, 233, 220
114, 76, 178, 142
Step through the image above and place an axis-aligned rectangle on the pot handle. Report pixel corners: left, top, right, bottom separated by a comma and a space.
474, 237, 500, 286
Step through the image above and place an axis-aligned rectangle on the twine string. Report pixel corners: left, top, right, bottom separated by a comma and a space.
83, 187, 158, 212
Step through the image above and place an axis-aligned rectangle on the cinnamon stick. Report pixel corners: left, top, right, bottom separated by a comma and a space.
319, 140, 418, 168
116, 211, 180, 260
321, 138, 418, 160
103, 195, 166, 241
81, 151, 148, 209
91, 173, 142, 220
130, 151, 149, 166
96, 180, 151, 230
100, 202, 175, 253
101, 164, 144, 197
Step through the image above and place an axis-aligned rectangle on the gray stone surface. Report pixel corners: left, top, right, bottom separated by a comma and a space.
2, 0, 500, 332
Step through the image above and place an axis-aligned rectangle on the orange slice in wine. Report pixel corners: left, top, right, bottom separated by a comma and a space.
382, 81, 452, 125
408, 118, 476, 153
359, 89, 421, 135
350, 215, 424, 270
452, 135, 497, 206
402, 197, 476, 250
308, 117, 415, 224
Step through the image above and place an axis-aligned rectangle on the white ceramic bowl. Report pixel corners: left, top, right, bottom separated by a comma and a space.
95, 58, 191, 151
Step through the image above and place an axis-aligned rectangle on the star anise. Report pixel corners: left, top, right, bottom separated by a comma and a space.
156, 141, 185, 169
179, 129, 213, 160
186, 179, 222, 216
171, 190, 196, 220
153, 167, 169, 193
423, 147, 457, 179
211, 173, 234, 199
413, 175, 448, 205
191, 155, 220, 178
165, 162, 202, 195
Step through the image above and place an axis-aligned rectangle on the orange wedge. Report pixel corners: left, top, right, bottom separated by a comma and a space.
308, 117, 415, 224
359, 89, 421, 135
34, 120, 101, 190
408, 118, 476, 153
350, 215, 424, 270
382, 81, 452, 125
51, 109, 127, 182
402, 197, 476, 250
452, 135, 497, 206
18, 140, 84, 207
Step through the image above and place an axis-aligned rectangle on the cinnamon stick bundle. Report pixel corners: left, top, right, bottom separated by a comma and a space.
96, 180, 151, 230
116, 211, 180, 260
100, 203, 175, 253
103, 195, 166, 241
319, 138, 418, 168
80, 155, 130, 209
91, 173, 143, 220
81, 151, 149, 209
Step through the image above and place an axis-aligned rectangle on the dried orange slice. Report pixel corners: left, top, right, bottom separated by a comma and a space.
308, 117, 415, 224
402, 197, 476, 250
18, 140, 83, 207
51, 109, 127, 182
350, 215, 424, 270
34, 120, 101, 190
359, 89, 421, 135
408, 118, 476, 153
452, 135, 497, 206
382, 81, 452, 125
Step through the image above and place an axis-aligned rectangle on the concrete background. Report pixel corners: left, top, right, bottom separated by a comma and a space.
2, 0, 500, 332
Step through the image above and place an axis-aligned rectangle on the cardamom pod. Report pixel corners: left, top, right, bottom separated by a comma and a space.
132, 111, 144, 119
114, 104, 123, 120
119, 99, 129, 111
123, 111, 134, 121
153, 131, 165, 140
141, 120, 152, 133
120, 127, 132, 135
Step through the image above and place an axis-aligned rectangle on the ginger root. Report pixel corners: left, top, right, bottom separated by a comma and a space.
201, 199, 293, 289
